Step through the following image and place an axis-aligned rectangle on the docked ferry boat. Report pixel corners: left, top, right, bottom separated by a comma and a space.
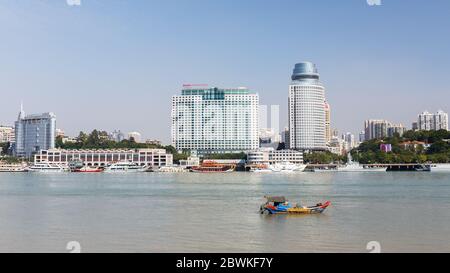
191, 161, 234, 173
103, 162, 149, 173
28, 163, 69, 173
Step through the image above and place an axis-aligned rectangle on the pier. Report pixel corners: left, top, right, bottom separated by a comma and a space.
363, 164, 431, 171
305, 163, 431, 172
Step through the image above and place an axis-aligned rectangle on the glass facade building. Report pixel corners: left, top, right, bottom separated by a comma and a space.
14, 105, 56, 158
172, 85, 259, 154
288, 62, 327, 151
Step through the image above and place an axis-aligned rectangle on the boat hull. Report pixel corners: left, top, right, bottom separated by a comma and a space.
261, 201, 331, 215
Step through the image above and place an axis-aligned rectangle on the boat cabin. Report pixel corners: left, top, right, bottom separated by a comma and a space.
264, 196, 287, 206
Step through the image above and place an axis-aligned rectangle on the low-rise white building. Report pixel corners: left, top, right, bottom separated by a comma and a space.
34, 148, 173, 167
247, 148, 303, 165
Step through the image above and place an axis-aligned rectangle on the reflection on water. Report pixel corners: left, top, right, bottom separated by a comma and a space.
0, 172, 450, 252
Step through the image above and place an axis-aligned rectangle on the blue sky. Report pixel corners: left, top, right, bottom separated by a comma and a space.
0, 0, 449, 143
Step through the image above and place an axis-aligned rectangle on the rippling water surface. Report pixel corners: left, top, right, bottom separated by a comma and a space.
1, 172, 450, 252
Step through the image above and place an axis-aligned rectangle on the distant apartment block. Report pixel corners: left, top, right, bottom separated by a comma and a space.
387, 123, 406, 137
418, 110, 448, 131
172, 85, 259, 155
0, 126, 15, 143
364, 119, 405, 140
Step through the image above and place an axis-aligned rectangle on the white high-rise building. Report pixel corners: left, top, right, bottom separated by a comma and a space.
418, 110, 448, 131
14, 103, 56, 158
172, 85, 259, 154
288, 62, 327, 151
342, 132, 356, 151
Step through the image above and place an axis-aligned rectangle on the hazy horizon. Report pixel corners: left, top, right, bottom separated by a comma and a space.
1, 0, 449, 144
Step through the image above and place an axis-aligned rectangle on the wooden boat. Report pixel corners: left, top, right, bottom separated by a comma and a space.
191, 161, 234, 173
260, 196, 330, 215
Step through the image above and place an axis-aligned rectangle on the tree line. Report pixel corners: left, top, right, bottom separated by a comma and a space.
352, 130, 450, 164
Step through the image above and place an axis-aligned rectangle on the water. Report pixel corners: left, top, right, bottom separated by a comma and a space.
1, 172, 450, 253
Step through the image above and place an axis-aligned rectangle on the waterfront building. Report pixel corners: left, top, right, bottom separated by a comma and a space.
0, 126, 15, 143
325, 101, 331, 143
128, 131, 142, 143
288, 62, 327, 151
14, 104, 56, 158
34, 148, 173, 167
418, 110, 448, 131
172, 84, 259, 155
246, 148, 303, 165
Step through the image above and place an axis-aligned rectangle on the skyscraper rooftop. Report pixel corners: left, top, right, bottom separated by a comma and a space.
291, 62, 320, 81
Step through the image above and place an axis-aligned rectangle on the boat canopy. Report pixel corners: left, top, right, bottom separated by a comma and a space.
265, 196, 286, 203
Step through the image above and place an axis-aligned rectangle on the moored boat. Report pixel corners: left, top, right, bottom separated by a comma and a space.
430, 164, 450, 172
28, 163, 69, 173
338, 153, 386, 172
103, 161, 149, 173
260, 196, 330, 215
72, 166, 103, 173
0, 163, 29, 172
191, 161, 234, 173
268, 162, 306, 173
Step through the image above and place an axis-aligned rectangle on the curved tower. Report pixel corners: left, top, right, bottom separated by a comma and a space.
288, 62, 327, 151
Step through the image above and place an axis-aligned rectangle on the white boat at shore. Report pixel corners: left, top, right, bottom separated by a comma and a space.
154, 166, 188, 173
250, 168, 273, 173
268, 162, 307, 173
28, 163, 69, 173
104, 162, 149, 173
0, 163, 29, 172
430, 164, 450, 172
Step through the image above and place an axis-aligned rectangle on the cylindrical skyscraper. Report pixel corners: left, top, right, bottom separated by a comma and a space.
288, 62, 327, 151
